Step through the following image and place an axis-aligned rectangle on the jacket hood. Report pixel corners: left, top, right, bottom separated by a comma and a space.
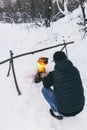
54, 59, 73, 72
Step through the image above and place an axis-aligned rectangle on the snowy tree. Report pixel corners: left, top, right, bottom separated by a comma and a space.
56, 0, 70, 16
44, 0, 52, 26
1, 0, 12, 7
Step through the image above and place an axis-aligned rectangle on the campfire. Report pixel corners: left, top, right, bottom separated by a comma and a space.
34, 57, 48, 83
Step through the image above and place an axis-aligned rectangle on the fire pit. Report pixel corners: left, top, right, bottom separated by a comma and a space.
34, 57, 48, 83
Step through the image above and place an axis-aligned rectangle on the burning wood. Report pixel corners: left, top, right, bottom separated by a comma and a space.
34, 57, 48, 83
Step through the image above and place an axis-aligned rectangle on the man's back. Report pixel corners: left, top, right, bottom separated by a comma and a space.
53, 59, 85, 116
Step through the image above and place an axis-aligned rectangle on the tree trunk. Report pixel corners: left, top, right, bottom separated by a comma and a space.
79, 0, 86, 25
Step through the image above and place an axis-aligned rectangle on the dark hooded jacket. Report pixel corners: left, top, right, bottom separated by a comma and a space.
43, 59, 85, 116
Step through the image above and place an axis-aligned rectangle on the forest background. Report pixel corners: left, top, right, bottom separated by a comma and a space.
0, 0, 87, 24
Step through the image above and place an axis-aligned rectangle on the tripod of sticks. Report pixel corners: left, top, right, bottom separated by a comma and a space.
0, 41, 74, 95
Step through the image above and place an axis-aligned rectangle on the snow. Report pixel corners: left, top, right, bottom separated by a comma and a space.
0, 5, 87, 130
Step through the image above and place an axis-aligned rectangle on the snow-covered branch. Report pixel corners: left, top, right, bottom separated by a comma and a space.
56, 0, 70, 16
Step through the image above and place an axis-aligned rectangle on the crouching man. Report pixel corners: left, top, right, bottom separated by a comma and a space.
41, 51, 85, 119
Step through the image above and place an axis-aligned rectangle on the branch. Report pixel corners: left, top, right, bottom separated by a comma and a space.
0, 41, 74, 65
10, 50, 21, 95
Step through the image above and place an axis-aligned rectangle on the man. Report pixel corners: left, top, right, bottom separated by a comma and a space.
41, 51, 85, 119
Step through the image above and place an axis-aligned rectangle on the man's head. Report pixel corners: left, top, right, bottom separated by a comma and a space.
53, 51, 67, 62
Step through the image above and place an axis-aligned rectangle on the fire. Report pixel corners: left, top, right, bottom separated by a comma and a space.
38, 64, 45, 73
37, 57, 48, 73
34, 57, 48, 83
38, 58, 47, 73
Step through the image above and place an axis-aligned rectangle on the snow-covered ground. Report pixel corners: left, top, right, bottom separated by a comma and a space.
0, 5, 87, 130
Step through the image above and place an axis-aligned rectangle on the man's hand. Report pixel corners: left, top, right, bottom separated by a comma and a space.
40, 72, 48, 78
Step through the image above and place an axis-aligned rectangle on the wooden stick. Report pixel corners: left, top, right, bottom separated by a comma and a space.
10, 50, 21, 95
7, 60, 12, 77
0, 41, 74, 65
63, 40, 68, 58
